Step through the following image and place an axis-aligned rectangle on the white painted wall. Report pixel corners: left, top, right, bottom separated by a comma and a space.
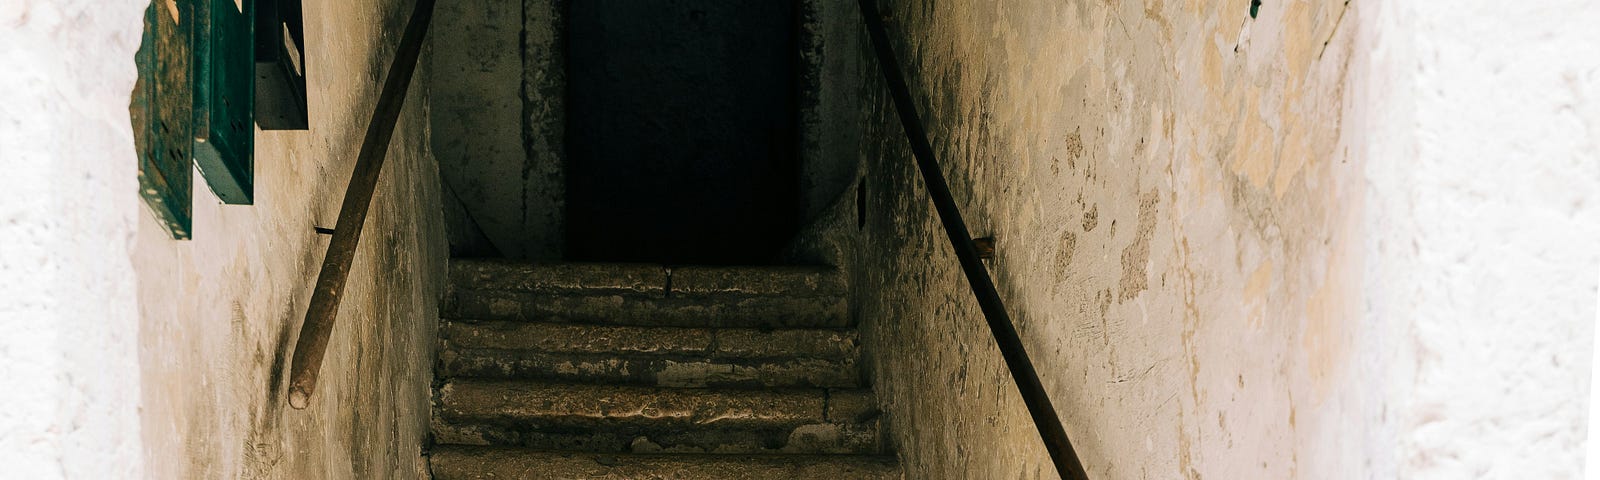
1357, 0, 1600, 478
1589, 267, 1600, 479
0, 1, 147, 478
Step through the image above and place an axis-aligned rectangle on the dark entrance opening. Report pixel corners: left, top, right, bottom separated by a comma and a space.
565, 1, 799, 265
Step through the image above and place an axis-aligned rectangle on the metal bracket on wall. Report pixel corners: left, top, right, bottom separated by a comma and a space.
973, 236, 996, 261
255, 0, 308, 130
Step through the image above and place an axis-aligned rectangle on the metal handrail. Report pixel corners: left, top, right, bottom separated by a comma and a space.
287, 0, 437, 410
854, 0, 1089, 478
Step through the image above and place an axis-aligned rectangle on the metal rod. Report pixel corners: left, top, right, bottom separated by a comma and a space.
287, 0, 437, 410
854, 1, 1089, 478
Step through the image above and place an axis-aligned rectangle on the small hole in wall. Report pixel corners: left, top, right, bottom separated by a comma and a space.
1250, 0, 1262, 18
856, 180, 867, 230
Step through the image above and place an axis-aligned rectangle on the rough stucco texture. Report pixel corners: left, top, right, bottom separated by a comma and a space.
1357, 1, 1600, 478
842, 0, 1369, 478
0, 1, 148, 478
130, 0, 448, 478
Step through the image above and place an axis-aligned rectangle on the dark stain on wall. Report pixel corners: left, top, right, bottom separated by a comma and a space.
1056, 230, 1079, 272
1118, 189, 1161, 302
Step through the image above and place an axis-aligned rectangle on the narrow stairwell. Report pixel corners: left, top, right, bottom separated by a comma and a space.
428, 260, 901, 479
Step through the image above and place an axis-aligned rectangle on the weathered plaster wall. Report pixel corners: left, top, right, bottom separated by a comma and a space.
129, 0, 448, 478
833, 0, 1371, 478
1357, 1, 1600, 478
429, 0, 563, 260
823, 0, 1600, 478
3, 1, 447, 478
0, 1, 148, 477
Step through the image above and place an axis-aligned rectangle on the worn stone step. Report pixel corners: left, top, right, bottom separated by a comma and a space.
449, 261, 668, 295
439, 350, 861, 389
444, 261, 850, 328
438, 320, 862, 388
434, 380, 884, 454
449, 260, 847, 297
429, 446, 903, 480
446, 290, 850, 328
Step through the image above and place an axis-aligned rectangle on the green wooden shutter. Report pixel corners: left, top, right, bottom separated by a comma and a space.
193, 0, 255, 204
132, 0, 195, 239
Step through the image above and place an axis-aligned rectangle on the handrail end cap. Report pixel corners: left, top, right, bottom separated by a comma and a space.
288, 388, 311, 410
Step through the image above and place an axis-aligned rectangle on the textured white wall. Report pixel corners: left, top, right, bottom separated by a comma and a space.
0, 0, 148, 478
1357, 0, 1600, 478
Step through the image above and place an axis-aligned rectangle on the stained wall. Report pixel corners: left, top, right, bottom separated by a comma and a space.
823, 0, 1600, 478
831, 0, 1378, 477
129, 0, 449, 477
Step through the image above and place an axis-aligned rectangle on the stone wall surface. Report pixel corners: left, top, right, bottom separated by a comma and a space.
837, 0, 1372, 478
127, 0, 448, 478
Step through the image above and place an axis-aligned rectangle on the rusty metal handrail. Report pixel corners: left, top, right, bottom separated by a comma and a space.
855, 0, 1089, 478
287, 0, 437, 410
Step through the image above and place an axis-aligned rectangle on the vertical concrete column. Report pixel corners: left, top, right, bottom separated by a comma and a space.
797, 0, 869, 225
430, 0, 564, 260
522, 0, 565, 258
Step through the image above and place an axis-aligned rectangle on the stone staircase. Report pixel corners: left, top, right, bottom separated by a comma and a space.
428, 260, 901, 479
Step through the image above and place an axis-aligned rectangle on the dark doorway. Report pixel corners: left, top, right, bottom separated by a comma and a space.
565, 1, 799, 265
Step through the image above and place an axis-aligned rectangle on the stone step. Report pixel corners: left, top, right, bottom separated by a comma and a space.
438, 320, 863, 388
433, 380, 884, 454
429, 446, 903, 480
449, 260, 848, 297
444, 261, 850, 328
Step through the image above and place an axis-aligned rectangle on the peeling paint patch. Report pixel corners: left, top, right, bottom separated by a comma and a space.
1230, 97, 1277, 192
1056, 230, 1078, 272
1118, 190, 1161, 302
1064, 131, 1085, 171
